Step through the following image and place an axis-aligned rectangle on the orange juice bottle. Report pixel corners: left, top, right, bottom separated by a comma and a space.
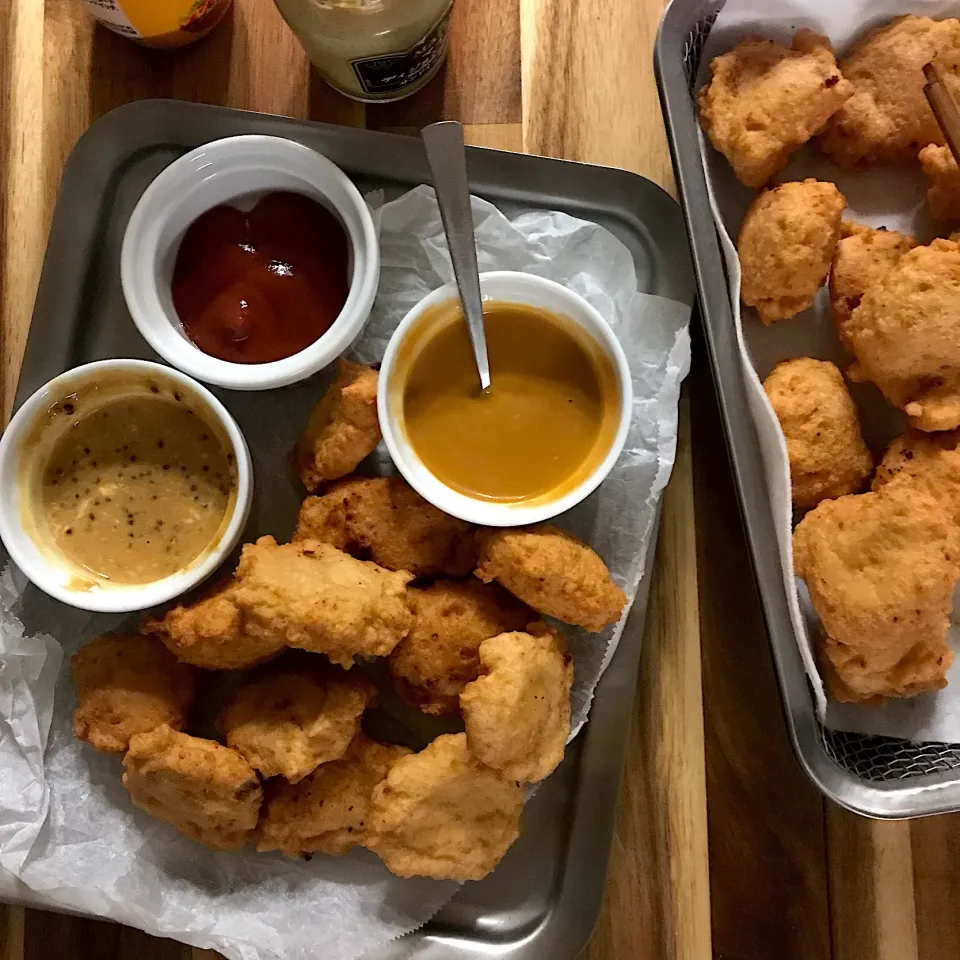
80, 0, 232, 48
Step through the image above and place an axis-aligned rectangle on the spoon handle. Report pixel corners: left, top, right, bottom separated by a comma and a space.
421, 120, 491, 391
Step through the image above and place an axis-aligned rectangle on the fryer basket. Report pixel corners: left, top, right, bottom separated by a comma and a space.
656, 0, 960, 816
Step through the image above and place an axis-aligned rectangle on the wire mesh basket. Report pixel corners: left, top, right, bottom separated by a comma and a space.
656, 0, 960, 815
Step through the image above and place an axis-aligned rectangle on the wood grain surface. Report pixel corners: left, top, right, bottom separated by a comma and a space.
2, 2, 958, 960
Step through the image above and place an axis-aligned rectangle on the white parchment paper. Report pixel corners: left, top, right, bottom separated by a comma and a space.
0, 185, 691, 959
701, 0, 960, 740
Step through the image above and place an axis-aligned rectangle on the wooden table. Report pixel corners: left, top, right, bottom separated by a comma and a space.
1, 2, 958, 960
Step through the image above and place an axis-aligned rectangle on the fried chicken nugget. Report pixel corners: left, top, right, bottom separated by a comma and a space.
388, 579, 533, 716
295, 359, 380, 491
219, 654, 376, 782
818, 16, 960, 168
738, 180, 846, 325
697, 30, 852, 188
847, 238, 960, 431
122, 724, 262, 851
365, 733, 522, 880
257, 733, 411, 856
460, 628, 573, 783
141, 578, 285, 670
793, 486, 960, 702
294, 475, 476, 577
475, 525, 625, 632
873, 429, 960, 525
830, 221, 916, 349
71, 633, 199, 755
919, 144, 960, 220
232, 536, 413, 668
763, 358, 872, 509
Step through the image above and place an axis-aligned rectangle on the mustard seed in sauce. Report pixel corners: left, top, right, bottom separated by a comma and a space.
40, 394, 236, 584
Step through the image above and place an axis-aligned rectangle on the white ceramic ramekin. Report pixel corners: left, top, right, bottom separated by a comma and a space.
378, 271, 633, 527
120, 135, 379, 391
0, 359, 252, 613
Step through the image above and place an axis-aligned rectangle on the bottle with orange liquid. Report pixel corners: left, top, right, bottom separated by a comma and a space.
80, 0, 232, 48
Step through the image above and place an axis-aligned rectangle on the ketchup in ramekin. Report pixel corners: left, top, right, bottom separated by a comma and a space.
171, 192, 349, 364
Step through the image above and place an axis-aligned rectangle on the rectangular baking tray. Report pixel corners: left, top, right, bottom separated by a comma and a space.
655, 0, 960, 818
4, 99, 695, 957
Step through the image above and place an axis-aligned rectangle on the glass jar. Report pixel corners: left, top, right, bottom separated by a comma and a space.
274, 0, 455, 103
80, 0, 232, 48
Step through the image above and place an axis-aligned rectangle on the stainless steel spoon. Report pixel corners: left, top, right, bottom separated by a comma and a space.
421, 120, 491, 391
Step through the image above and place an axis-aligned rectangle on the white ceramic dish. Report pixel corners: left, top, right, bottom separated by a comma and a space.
120, 134, 379, 391
378, 271, 633, 527
0, 359, 252, 613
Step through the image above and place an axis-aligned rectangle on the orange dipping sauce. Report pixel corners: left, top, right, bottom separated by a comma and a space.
171, 192, 349, 364
401, 301, 620, 502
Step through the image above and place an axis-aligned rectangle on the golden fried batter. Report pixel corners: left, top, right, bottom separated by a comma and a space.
232, 537, 413, 668
698, 30, 852, 188
295, 359, 380, 491
365, 733, 523, 880
793, 486, 960, 702
219, 654, 376, 782
141, 578, 285, 670
873, 429, 960, 526
763, 358, 872, 509
847, 238, 960, 431
475, 525, 625, 632
460, 629, 573, 783
818, 16, 960, 168
257, 734, 411, 857
738, 179, 846, 325
919, 144, 960, 220
829, 221, 916, 349
71, 633, 198, 755
122, 724, 262, 851
388, 579, 533, 716
294, 475, 476, 577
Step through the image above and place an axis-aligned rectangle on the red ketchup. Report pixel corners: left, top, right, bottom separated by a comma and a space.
171, 192, 350, 364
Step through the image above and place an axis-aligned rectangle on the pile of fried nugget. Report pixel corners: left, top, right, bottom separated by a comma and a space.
699, 15, 960, 706
70, 360, 626, 880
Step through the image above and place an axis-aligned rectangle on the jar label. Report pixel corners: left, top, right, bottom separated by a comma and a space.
351, 6, 452, 96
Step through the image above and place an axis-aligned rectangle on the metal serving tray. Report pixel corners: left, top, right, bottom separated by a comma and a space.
655, 0, 960, 817
6, 99, 694, 957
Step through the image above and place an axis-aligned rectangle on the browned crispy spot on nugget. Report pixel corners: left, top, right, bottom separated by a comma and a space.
294, 475, 476, 577
257, 733, 411, 857
763, 358, 872, 508
295, 359, 380, 491
122, 724, 262, 851
388, 579, 532, 716
72, 632, 198, 755
475, 524, 625, 632
698, 29, 852, 187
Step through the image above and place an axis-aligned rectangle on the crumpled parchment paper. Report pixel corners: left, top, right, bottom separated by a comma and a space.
701, 0, 960, 741
0, 184, 691, 959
